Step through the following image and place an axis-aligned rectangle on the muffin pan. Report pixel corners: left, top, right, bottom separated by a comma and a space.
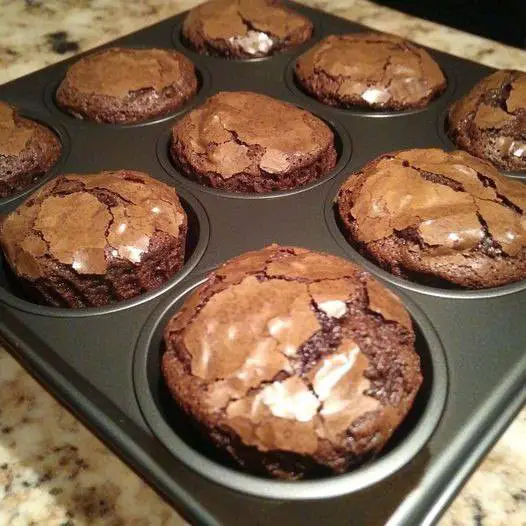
0, 2, 524, 525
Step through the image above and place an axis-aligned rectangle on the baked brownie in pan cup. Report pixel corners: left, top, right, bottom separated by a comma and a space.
175, 0, 316, 61
446, 70, 526, 178
157, 91, 351, 198
0, 102, 70, 206
285, 32, 455, 118
0, 171, 209, 317
45, 46, 212, 128
326, 148, 526, 298
437, 107, 526, 180
133, 245, 448, 498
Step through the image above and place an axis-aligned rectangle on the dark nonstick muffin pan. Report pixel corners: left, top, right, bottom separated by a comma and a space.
0, 2, 524, 525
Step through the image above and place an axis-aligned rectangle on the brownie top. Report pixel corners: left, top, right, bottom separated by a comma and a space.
0, 102, 37, 157
183, 0, 312, 55
0, 170, 186, 279
172, 91, 334, 178
338, 148, 526, 258
61, 47, 196, 99
164, 245, 419, 454
448, 70, 526, 159
296, 33, 446, 108
450, 70, 526, 129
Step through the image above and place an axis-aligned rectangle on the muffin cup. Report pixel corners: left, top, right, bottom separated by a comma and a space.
157, 106, 352, 199
133, 273, 448, 499
0, 188, 209, 316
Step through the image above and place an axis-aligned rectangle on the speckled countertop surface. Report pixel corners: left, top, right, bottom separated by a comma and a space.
0, 1, 525, 525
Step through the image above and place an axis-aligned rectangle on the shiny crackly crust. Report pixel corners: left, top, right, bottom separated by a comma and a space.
162, 245, 421, 479
337, 148, 526, 289
295, 32, 447, 111
170, 91, 337, 193
182, 0, 313, 59
0, 170, 187, 307
448, 70, 526, 172
56, 47, 198, 124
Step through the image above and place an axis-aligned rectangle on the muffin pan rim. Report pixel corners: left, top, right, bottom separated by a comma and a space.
0, 186, 210, 317
156, 100, 352, 199
133, 271, 448, 500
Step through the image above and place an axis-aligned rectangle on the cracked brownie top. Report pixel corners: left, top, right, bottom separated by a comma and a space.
162, 245, 421, 478
170, 91, 337, 192
337, 148, 526, 289
448, 70, 526, 172
182, 0, 313, 58
295, 32, 447, 111
0, 170, 186, 279
0, 102, 61, 198
56, 48, 198, 124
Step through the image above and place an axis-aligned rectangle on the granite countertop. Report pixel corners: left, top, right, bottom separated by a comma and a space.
0, 1, 525, 524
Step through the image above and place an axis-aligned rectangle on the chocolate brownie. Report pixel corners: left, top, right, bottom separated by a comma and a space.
448, 70, 526, 172
0, 102, 61, 198
170, 91, 337, 193
0, 170, 187, 308
162, 245, 422, 479
56, 47, 198, 124
182, 0, 313, 59
337, 148, 526, 289
295, 33, 447, 111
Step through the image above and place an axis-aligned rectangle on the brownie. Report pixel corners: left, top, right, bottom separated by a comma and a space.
170, 91, 337, 193
56, 47, 198, 124
162, 245, 422, 479
0, 170, 188, 308
448, 70, 526, 173
182, 0, 313, 59
0, 102, 61, 199
336, 148, 526, 289
295, 33, 447, 111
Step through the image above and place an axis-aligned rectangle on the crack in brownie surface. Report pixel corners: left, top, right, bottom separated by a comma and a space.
182, 0, 313, 58
0, 170, 187, 307
295, 32, 446, 111
337, 148, 526, 289
448, 70, 526, 172
162, 245, 421, 478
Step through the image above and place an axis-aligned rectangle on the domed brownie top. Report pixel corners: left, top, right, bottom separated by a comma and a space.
163, 245, 421, 458
1, 170, 186, 279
